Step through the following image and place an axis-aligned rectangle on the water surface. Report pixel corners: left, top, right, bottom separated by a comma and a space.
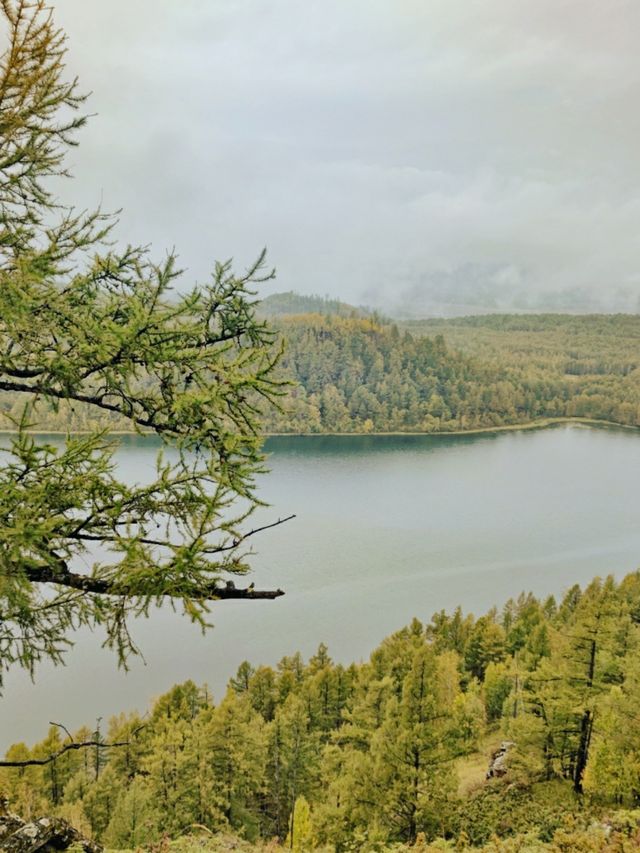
2, 425, 640, 749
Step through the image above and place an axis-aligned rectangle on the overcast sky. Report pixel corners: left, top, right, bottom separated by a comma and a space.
51, 1, 640, 314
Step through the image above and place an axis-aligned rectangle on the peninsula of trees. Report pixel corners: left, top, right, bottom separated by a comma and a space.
260, 308, 640, 434
4, 305, 639, 436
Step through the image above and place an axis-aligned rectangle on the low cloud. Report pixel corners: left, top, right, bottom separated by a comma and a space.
52, 0, 640, 314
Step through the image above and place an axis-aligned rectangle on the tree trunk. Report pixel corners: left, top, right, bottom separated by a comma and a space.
574, 638, 597, 793
573, 709, 594, 794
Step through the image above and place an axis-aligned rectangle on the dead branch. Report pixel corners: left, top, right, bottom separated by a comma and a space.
0, 725, 145, 768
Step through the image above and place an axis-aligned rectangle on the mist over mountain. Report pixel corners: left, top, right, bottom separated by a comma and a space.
47, 1, 640, 315
371, 266, 640, 319
263, 285, 640, 322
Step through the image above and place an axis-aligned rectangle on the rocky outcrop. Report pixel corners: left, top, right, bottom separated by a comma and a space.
486, 741, 515, 779
0, 797, 101, 853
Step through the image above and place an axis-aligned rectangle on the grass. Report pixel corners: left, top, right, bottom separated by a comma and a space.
455, 731, 505, 796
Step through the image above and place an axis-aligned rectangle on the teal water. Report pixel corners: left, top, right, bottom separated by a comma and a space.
2, 425, 640, 748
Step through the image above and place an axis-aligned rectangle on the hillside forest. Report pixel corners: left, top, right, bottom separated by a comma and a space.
2, 299, 639, 436
4, 573, 640, 851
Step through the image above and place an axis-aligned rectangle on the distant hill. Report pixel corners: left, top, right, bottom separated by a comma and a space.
258, 290, 373, 319
2, 309, 639, 434
258, 311, 640, 433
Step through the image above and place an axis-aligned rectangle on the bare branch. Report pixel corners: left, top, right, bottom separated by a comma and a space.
18, 561, 285, 600
206, 513, 296, 554
49, 721, 73, 743
0, 725, 145, 768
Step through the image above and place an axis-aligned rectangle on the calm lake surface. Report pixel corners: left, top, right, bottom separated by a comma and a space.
2, 424, 640, 749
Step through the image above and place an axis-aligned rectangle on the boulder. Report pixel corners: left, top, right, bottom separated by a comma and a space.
0, 797, 101, 853
486, 740, 516, 779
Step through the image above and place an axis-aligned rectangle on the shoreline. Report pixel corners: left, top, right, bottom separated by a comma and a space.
0, 417, 638, 439
265, 417, 640, 437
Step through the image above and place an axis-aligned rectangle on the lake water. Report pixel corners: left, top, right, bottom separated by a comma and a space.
2, 424, 640, 750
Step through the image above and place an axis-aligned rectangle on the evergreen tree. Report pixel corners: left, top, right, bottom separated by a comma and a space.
285, 795, 314, 852
0, 0, 285, 686
523, 577, 626, 792
203, 692, 267, 836
368, 646, 462, 842
103, 778, 154, 849
464, 616, 506, 680
266, 694, 320, 841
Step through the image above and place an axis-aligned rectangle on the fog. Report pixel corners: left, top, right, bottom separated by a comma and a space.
51, 1, 640, 315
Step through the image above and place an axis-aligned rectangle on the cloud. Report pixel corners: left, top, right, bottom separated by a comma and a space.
51, 0, 640, 313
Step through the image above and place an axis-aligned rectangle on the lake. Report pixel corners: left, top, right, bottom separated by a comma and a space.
2, 424, 640, 750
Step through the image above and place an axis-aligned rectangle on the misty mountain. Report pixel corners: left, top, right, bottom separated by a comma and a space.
258, 291, 373, 319
374, 264, 640, 319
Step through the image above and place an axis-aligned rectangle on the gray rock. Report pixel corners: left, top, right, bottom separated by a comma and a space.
0, 798, 101, 853
486, 740, 516, 779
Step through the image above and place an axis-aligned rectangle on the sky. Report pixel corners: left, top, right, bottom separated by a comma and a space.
51, 0, 640, 315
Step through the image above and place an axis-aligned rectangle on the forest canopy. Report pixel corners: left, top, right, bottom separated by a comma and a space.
5, 308, 640, 436
261, 310, 640, 434
4, 571, 640, 851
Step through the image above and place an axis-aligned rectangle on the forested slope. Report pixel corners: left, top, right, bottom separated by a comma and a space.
257, 291, 372, 319
4, 573, 640, 850
260, 312, 640, 433
404, 313, 640, 379
2, 309, 640, 435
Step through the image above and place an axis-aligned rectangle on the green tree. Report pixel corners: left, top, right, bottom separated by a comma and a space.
285, 795, 314, 852
368, 646, 462, 843
522, 577, 626, 792
142, 713, 194, 836
0, 742, 48, 818
0, 0, 286, 686
483, 661, 513, 722
103, 778, 154, 849
265, 694, 320, 841
464, 616, 506, 680
204, 691, 267, 835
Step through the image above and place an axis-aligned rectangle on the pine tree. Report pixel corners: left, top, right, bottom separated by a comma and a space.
0, 0, 286, 687
285, 795, 314, 852
523, 577, 626, 792
204, 691, 268, 836
464, 615, 506, 680
265, 694, 320, 841
368, 646, 462, 843
103, 778, 154, 849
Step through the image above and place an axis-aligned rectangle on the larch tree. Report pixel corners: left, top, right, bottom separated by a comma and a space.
521, 577, 627, 792
368, 645, 461, 843
0, 0, 289, 688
